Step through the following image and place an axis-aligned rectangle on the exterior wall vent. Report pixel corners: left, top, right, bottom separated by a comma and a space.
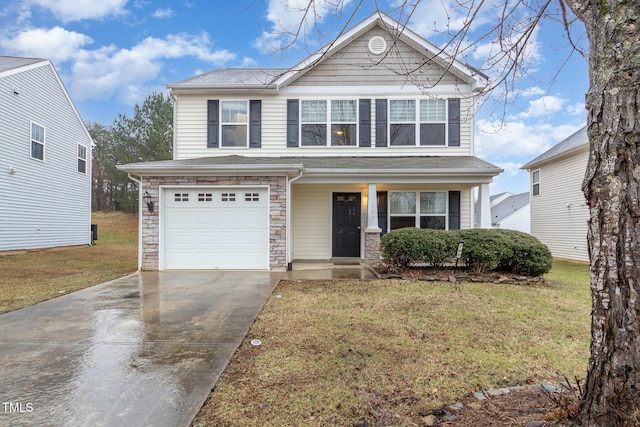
367, 36, 387, 55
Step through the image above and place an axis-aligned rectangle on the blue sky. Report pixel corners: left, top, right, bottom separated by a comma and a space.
0, 0, 589, 195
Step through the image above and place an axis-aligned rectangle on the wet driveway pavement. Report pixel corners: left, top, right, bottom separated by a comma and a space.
0, 270, 281, 427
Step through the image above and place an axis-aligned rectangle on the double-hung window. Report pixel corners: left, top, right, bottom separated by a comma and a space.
419, 99, 446, 145
301, 100, 327, 146
300, 99, 358, 146
31, 122, 45, 160
221, 101, 248, 147
532, 170, 540, 196
389, 191, 447, 230
77, 144, 87, 173
389, 100, 416, 146
388, 98, 448, 146
330, 100, 357, 146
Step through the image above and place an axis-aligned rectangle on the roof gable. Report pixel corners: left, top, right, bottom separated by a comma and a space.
521, 126, 588, 169
491, 192, 529, 224
276, 13, 488, 91
0, 56, 47, 78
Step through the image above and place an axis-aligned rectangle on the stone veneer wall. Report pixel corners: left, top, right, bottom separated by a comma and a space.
364, 231, 382, 266
140, 175, 287, 271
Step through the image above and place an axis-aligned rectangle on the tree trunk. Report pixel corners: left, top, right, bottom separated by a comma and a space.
573, 0, 640, 423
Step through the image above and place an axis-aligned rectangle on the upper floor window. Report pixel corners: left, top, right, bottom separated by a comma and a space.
30, 122, 45, 161
221, 101, 248, 147
300, 99, 357, 146
77, 144, 87, 173
389, 99, 447, 146
532, 170, 540, 196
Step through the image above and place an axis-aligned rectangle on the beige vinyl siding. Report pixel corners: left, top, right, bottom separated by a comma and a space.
291, 183, 473, 260
289, 27, 466, 88
530, 148, 589, 262
174, 95, 473, 159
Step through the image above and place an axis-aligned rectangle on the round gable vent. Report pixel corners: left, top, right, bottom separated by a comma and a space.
367, 36, 387, 55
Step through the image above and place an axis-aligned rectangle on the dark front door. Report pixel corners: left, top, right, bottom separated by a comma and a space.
332, 193, 361, 258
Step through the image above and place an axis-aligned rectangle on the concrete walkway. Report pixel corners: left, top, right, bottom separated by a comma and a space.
0, 271, 281, 427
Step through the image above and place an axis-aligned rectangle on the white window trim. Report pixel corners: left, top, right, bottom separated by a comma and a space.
220, 100, 249, 148
532, 170, 541, 196
387, 97, 449, 147
388, 190, 449, 230
77, 143, 88, 174
30, 121, 45, 162
299, 98, 359, 147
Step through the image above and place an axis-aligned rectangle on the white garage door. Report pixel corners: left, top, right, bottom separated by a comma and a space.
162, 187, 269, 270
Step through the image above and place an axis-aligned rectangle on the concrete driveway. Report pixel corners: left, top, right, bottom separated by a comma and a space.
0, 270, 281, 427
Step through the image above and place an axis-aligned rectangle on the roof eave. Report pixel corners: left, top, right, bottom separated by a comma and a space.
116, 163, 304, 176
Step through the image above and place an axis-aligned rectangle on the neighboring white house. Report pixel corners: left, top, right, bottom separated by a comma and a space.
0, 57, 93, 251
490, 192, 530, 233
119, 13, 503, 271
521, 126, 589, 262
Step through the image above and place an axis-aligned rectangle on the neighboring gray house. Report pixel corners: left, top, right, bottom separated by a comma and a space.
0, 57, 93, 251
119, 13, 502, 271
490, 192, 530, 233
521, 126, 589, 262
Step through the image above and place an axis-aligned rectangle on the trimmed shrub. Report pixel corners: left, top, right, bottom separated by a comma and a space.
420, 228, 459, 267
380, 227, 427, 269
496, 229, 553, 276
456, 229, 513, 273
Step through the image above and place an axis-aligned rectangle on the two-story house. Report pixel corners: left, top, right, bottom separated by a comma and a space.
0, 57, 93, 252
118, 13, 502, 271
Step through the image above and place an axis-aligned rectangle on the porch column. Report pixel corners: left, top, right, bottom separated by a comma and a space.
365, 183, 382, 265
477, 183, 492, 228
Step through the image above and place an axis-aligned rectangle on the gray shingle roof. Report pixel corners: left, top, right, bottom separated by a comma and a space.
168, 68, 288, 89
120, 155, 502, 172
0, 56, 46, 74
491, 192, 529, 224
521, 126, 587, 169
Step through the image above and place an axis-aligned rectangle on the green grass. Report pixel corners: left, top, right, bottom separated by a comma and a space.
194, 260, 591, 427
0, 211, 138, 314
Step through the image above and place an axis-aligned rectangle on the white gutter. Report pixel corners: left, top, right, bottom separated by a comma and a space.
286, 167, 305, 270
128, 173, 143, 271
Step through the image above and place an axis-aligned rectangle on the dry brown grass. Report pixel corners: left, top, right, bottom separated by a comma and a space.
194, 266, 591, 427
0, 211, 137, 314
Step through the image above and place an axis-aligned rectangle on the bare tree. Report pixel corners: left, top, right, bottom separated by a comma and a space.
268, 0, 639, 424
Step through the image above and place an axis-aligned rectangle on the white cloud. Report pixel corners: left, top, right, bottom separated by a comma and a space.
0, 26, 93, 64
253, 0, 355, 54
152, 7, 173, 19
519, 95, 565, 117
475, 119, 584, 159
69, 32, 236, 101
567, 101, 586, 116
29, 0, 128, 22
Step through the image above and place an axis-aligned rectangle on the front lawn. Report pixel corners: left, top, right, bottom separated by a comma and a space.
0, 211, 138, 314
193, 260, 591, 426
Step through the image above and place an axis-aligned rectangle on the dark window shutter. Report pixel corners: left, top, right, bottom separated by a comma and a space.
359, 99, 371, 147
249, 100, 262, 148
448, 98, 460, 147
448, 190, 461, 230
207, 100, 219, 148
287, 99, 299, 147
375, 99, 387, 147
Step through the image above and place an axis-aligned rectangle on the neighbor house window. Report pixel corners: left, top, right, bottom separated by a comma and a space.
389, 191, 447, 230
30, 122, 45, 160
532, 170, 540, 196
221, 101, 248, 147
77, 144, 87, 173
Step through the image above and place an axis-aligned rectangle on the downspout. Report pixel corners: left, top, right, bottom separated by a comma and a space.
128, 173, 143, 271
286, 168, 304, 271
